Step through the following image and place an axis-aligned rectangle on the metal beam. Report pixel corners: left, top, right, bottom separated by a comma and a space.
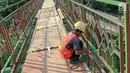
70, 0, 124, 27
81, 6, 86, 22
125, 3, 130, 73
127, 0, 130, 4
96, 0, 126, 6
119, 26, 124, 73
0, 0, 24, 12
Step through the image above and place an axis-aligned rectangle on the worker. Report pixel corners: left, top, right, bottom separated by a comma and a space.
58, 21, 93, 64
53, 0, 59, 10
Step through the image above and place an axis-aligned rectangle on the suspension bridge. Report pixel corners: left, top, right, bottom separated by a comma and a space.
0, 0, 130, 73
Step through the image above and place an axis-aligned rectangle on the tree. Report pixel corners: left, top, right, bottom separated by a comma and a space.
0, 0, 23, 20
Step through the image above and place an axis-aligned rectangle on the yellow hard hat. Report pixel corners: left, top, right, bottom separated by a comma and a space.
74, 21, 86, 33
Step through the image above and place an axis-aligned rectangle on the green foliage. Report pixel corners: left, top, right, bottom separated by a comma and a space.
84, 0, 126, 16
0, 0, 23, 20
101, 64, 110, 73
92, 2, 119, 15
113, 54, 120, 73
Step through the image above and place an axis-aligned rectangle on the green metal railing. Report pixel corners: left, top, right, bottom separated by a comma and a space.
0, 0, 26, 20
127, 0, 130, 4
0, 0, 24, 12
58, 0, 129, 73
0, 0, 44, 73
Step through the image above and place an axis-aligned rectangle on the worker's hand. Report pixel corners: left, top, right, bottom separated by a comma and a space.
83, 46, 92, 54
87, 50, 92, 54
88, 54, 94, 60
87, 50, 94, 60
83, 45, 89, 53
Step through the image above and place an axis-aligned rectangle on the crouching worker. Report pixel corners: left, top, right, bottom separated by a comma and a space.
58, 21, 93, 64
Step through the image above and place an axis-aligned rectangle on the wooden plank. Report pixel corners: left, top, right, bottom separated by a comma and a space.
22, 0, 90, 73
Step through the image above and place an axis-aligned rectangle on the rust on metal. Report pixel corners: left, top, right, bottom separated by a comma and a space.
119, 26, 124, 73
126, 3, 130, 73
70, 1, 74, 21
0, 24, 12, 55
3, 24, 13, 52
94, 14, 101, 56
11, 24, 33, 73
81, 5, 86, 23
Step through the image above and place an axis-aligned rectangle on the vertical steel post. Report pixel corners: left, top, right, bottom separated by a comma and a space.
3, 24, 13, 51
128, 0, 130, 4
80, 1, 86, 22
94, 14, 102, 56
125, 3, 130, 73
119, 26, 124, 73
80, 0, 91, 67
70, 1, 74, 22
0, 24, 11, 55
80, 1, 88, 41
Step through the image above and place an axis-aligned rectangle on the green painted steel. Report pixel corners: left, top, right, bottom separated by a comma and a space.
58, 0, 129, 73
127, 0, 130, 4
96, 0, 126, 6
0, 0, 43, 72
70, 0, 124, 27
0, 0, 24, 12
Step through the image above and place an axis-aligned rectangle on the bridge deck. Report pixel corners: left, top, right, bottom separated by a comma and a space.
21, 0, 90, 73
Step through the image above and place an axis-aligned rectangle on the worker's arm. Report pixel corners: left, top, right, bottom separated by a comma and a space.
75, 45, 91, 55
75, 50, 84, 55
72, 38, 91, 55
75, 45, 94, 60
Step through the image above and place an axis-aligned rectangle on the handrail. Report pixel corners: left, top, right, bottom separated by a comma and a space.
96, 0, 126, 6
0, 0, 29, 23
70, 0, 124, 27
0, 0, 43, 72
59, 2, 106, 73
0, 0, 24, 12
58, 0, 129, 73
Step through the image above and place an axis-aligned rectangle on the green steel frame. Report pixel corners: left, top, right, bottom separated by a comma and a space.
58, 0, 129, 73
128, 0, 130, 4
0, 0, 24, 12
0, 0, 44, 73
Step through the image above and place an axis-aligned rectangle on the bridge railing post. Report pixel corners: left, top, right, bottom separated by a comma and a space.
125, 3, 130, 73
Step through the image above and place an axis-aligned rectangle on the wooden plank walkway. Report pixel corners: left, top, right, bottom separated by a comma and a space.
21, 0, 90, 73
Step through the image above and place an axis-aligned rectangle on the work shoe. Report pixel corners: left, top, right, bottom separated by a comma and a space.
69, 59, 85, 64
